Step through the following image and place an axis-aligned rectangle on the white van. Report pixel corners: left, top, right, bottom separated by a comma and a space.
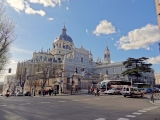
123, 87, 144, 98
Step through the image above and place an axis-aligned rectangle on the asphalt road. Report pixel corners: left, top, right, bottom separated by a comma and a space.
0, 94, 159, 120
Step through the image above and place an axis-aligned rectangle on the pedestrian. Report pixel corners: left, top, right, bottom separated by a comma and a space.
49, 89, 51, 96
54, 88, 57, 96
76, 88, 78, 94
38, 90, 41, 96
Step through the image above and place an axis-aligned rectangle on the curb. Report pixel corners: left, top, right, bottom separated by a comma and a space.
149, 101, 160, 106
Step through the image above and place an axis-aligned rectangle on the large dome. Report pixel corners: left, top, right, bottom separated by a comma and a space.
55, 25, 73, 43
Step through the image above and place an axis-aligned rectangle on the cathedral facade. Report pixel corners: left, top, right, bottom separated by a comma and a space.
16, 25, 155, 95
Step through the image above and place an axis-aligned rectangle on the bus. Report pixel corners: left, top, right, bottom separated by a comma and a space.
98, 80, 131, 92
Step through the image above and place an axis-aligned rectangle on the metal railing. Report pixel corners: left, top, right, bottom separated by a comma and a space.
151, 93, 160, 103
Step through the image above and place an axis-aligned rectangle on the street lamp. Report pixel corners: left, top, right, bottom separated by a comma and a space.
33, 79, 38, 96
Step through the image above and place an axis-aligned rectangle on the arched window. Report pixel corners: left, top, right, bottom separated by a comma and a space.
59, 43, 61, 48
81, 57, 83, 62
40, 56, 42, 60
58, 58, 61, 61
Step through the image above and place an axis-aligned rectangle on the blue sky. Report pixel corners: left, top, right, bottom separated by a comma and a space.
1, 0, 160, 81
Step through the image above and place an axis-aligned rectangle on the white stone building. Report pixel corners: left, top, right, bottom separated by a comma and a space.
16, 25, 155, 94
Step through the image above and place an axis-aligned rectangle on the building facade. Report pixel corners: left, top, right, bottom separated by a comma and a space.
155, 0, 160, 30
16, 25, 155, 95
154, 72, 160, 85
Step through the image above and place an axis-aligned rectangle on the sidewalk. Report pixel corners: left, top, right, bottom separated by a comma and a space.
150, 100, 160, 106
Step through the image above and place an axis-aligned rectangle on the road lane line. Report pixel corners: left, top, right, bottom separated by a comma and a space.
126, 115, 136, 118
0, 105, 6, 106
94, 98, 100, 99
132, 112, 142, 115
143, 109, 151, 111
95, 118, 106, 120
138, 110, 146, 112
40, 102, 50, 103
58, 101, 66, 102
84, 99, 90, 101
117, 118, 129, 120
72, 100, 79, 101
19, 103, 30, 105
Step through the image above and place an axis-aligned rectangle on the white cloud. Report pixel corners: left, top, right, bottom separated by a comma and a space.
86, 29, 88, 33
11, 46, 33, 54
10, 60, 17, 64
115, 24, 160, 50
147, 56, 160, 64
93, 20, 116, 36
111, 61, 114, 63
28, 0, 61, 7
48, 17, 54, 20
25, 2, 46, 16
66, 7, 69, 10
6, 0, 25, 12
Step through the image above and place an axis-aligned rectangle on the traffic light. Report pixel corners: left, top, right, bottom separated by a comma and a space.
8, 68, 11, 73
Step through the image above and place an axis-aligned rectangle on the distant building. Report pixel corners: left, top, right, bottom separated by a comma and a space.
155, 0, 160, 30
16, 25, 155, 94
154, 72, 160, 85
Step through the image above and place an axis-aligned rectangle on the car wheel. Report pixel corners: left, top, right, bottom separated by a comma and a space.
141, 93, 144, 97
124, 95, 126, 97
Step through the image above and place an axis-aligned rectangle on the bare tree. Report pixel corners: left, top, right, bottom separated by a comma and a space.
0, 84, 3, 94
0, 2, 16, 72
36, 62, 62, 95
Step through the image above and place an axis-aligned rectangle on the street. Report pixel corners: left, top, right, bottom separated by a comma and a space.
0, 94, 160, 120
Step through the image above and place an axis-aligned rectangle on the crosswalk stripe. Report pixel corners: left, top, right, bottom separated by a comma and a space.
117, 118, 129, 120
95, 118, 106, 120
138, 110, 146, 112
126, 115, 136, 118
132, 112, 142, 115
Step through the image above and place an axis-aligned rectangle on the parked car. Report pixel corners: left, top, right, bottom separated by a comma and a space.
123, 87, 144, 98
144, 88, 153, 93
23, 91, 31, 96
16, 92, 23, 96
10, 93, 16, 96
153, 87, 159, 93
138, 88, 146, 94
105, 88, 121, 95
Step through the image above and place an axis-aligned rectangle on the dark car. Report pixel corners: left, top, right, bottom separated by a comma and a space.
16, 92, 23, 96
23, 91, 31, 96
144, 88, 152, 93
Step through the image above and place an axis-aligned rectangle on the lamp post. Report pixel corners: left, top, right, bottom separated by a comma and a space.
33, 79, 38, 96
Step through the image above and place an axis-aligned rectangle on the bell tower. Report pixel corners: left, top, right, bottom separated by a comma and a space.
104, 43, 111, 64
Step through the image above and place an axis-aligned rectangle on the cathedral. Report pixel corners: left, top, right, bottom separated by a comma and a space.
16, 25, 155, 94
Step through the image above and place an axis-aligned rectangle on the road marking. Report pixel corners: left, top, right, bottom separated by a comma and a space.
72, 100, 79, 101
84, 99, 90, 101
117, 118, 129, 120
0, 105, 6, 106
150, 106, 159, 109
94, 98, 100, 99
58, 101, 66, 102
111, 96, 120, 98
41, 102, 50, 103
19, 103, 30, 105
143, 109, 151, 111
138, 110, 146, 112
132, 112, 142, 115
95, 118, 106, 120
126, 115, 136, 118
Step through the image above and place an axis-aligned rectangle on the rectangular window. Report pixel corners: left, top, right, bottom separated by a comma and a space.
81, 57, 83, 62
113, 68, 116, 72
121, 67, 124, 71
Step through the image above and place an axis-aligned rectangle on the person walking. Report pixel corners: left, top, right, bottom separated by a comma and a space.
54, 88, 57, 96
38, 90, 41, 96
